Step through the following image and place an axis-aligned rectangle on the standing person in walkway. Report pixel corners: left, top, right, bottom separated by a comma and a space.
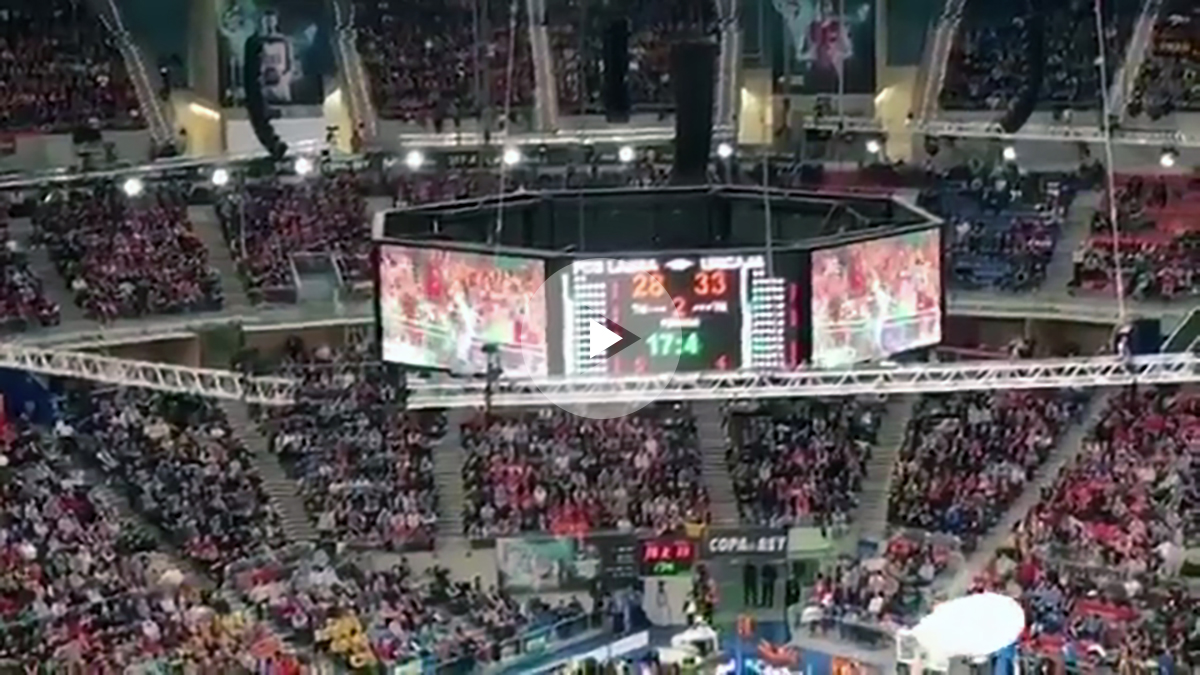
761, 563, 778, 607
743, 562, 758, 606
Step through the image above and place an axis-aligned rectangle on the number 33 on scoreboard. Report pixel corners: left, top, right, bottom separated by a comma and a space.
693, 270, 727, 297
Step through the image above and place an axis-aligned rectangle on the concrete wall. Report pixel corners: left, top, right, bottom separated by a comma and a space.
172, 94, 226, 156
0, 130, 153, 173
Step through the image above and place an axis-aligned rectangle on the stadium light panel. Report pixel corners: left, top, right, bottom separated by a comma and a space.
294, 157, 314, 176
122, 177, 144, 197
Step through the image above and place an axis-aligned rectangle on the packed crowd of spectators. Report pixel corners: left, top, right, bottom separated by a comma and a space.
889, 390, 1084, 540
265, 337, 442, 551
35, 182, 223, 321
393, 163, 670, 206
804, 531, 957, 632
461, 404, 707, 537
728, 399, 882, 529
0, 229, 59, 331
219, 174, 371, 301
353, 0, 533, 125
60, 387, 286, 570
940, 0, 1139, 111
971, 388, 1197, 672
0, 418, 289, 671
1127, 0, 1200, 119
921, 171, 1074, 291
230, 549, 588, 671
547, 0, 717, 114
1073, 175, 1200, 299
0, 0, 144, 132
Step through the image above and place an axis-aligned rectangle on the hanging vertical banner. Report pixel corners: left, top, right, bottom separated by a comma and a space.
215, 0, 335, 105
745, 0, 877, 95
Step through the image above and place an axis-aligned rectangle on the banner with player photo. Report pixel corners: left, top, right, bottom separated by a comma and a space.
743, 0, 877, 94
215, 0, 335, 105
496, 535, 638, 593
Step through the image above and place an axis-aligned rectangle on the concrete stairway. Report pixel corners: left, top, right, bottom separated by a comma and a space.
1112, 0, 1162, 120
188, 205, 251, 312
9, 218, 88, 325
852, 395, 919, 540
1042, 190, 1101, 290
944, 390, 1113, 597
433, 408, 473, 540
219, 400, 317, 543
696, 401, 740, 527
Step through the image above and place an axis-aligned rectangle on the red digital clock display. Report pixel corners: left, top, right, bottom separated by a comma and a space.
639, 539, 696, 576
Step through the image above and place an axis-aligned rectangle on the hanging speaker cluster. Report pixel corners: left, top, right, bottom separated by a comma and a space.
243, 35, 288, 159
997, 3, 1045, 134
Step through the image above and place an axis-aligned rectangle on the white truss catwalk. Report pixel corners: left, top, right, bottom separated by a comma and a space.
0, 345, 1196, 408
404, 354, 1200, 409
0, 344, 296, 405
915, 119, 1198, 146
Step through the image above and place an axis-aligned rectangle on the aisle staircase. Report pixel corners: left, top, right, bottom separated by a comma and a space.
188, 205, 251, 312
219, 401, 317, 543
697, 401, 739, 527
944, 390, 1113, 597
9, 218, 87, 325
915, 0, 968, 121
1112, 0, 1162, 121
851, 395, 919, 540
433, 408, 473, 540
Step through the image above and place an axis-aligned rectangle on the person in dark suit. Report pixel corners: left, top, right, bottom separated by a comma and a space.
761, 563, 777, 607
743, 562, 758, 606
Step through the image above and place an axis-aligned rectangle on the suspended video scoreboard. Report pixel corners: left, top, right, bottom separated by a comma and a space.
374, 185, 945, 376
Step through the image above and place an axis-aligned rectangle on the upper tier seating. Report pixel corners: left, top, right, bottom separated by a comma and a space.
940, 0, 1140, 111
35, 182, 223, 321
0, 0, 144, 132
352, 0, 533, 124
1073, 174, 1200, 299
1127, 0, 1200, 119
547, 0, 717, 115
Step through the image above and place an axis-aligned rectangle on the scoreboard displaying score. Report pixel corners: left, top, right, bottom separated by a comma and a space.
639, 538, 697, 576
564, 254, 801, 375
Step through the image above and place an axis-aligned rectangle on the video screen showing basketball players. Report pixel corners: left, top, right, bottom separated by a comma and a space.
810, 229, 942, 368
379, 245, 548, 376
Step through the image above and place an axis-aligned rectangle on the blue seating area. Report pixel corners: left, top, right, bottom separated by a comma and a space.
920, 177, 1074, 291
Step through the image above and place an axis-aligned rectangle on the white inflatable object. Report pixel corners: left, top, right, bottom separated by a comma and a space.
912, 593, 1025, 659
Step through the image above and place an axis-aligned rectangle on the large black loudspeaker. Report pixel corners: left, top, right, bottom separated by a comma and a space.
997, 2, 1044, 134
603, 19, 630, 122
243, 35, 288, 159
671, 41, 716, 184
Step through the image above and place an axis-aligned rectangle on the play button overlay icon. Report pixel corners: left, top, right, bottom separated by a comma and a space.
521, 257, 683, 420
589, 318, 641, 358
